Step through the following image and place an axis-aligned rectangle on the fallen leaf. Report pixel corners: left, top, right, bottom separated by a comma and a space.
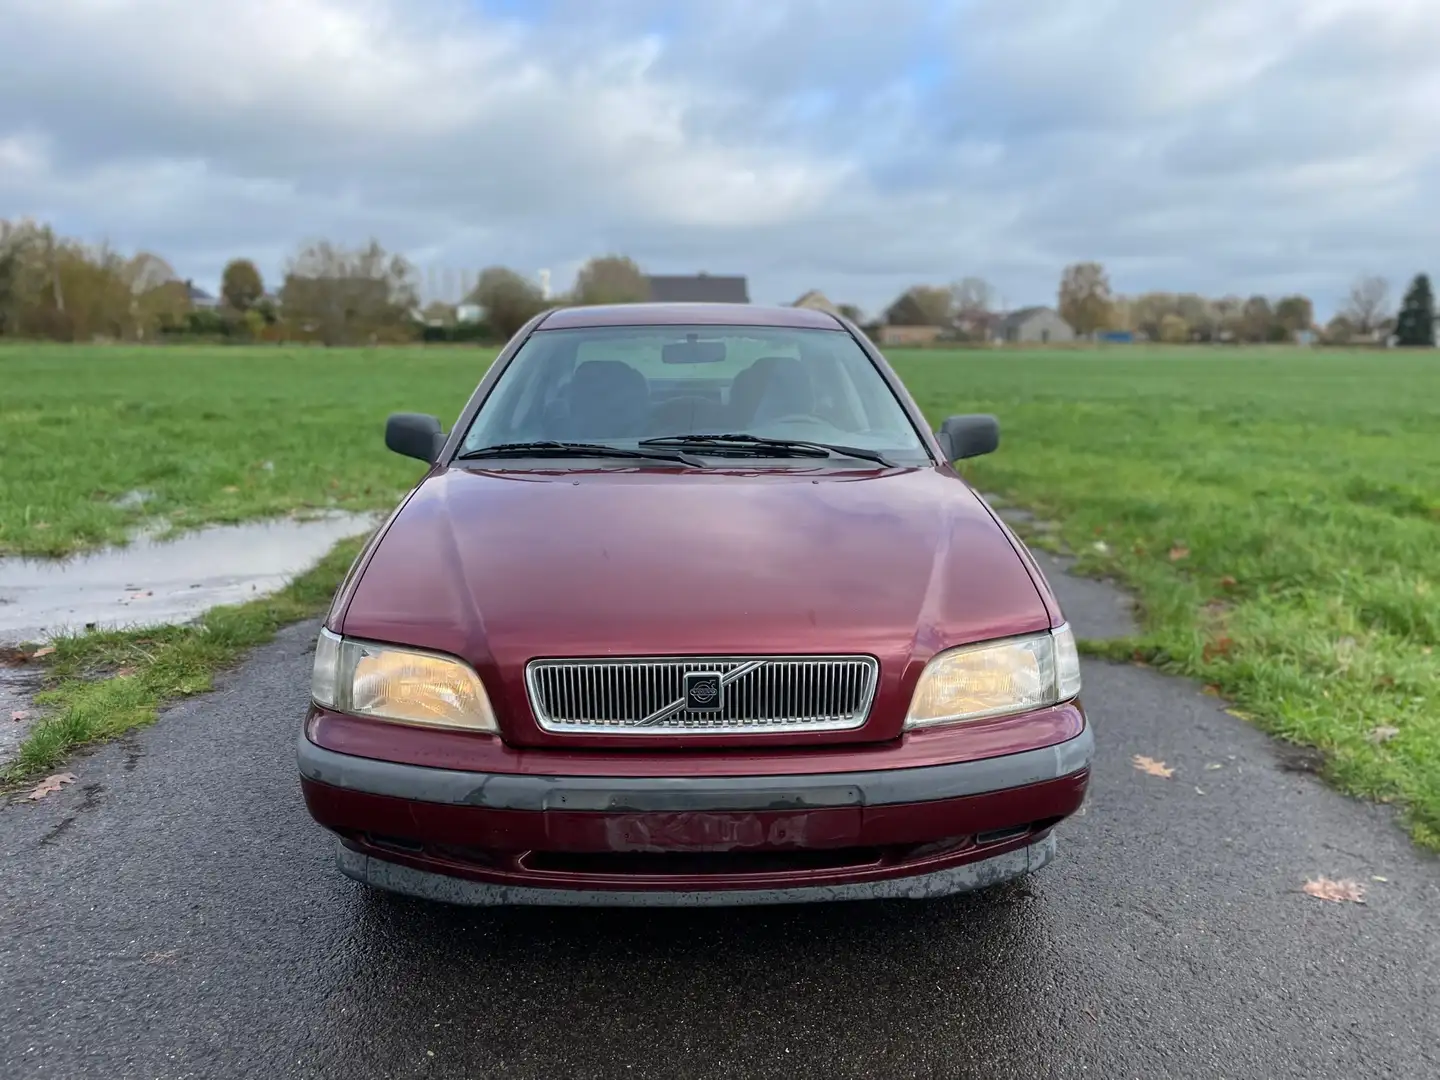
26, 773, 76, 800
32, 646, 56, 659
1302, 877, 1366, 904
1194, 786, 1206, 795
1132, 755, 1175, 778
115, 666, 136, 678
1203, 635, 1235, 662
1168, 546, 1190, 562
1219, 575, 1238, 589
1202, 684, 1222, 696
10, 710, 28, 722
1368, 725, 1401, 745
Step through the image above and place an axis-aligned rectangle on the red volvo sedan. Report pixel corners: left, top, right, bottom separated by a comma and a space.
298, 302, 1091, 906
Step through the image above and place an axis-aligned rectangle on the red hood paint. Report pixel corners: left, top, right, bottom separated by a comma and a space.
340, 465, 1051, 747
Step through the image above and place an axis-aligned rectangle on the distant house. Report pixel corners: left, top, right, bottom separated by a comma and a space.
185, 281, 220, 309
876, 325, 944, 346
997, 306, 1074, 344
644, 273, 749, 303
792, 289, 840, 316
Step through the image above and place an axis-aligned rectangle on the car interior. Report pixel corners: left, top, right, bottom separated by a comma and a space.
498, 344, 872, 443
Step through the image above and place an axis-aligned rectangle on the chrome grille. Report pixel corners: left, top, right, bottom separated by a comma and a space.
525, 656, 880, 735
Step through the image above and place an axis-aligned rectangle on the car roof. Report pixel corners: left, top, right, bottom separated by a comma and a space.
537, 302, 843, 331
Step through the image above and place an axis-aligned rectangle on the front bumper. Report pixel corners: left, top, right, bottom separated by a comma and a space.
298, 725, 1092, 905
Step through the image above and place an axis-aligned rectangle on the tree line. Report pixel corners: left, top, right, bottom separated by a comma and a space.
882, 263, 1435, 346
0, 218, 671, 346
3, 216, 1434, 348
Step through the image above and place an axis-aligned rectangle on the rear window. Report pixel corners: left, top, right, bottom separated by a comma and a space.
459, 324, 931, 463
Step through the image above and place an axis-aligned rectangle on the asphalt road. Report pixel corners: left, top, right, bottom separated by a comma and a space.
2, 556, 1438, 1080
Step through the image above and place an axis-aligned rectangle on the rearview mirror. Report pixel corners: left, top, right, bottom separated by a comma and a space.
936, 414, 1000, 461
385, 413, 445, 463
662, 334, 728, 364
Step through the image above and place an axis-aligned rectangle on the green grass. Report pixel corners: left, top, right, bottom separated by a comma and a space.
0, 343, 494, 557
894, 345, 1440, 848
3, 537, 365, 784
3, 341, 1438, 850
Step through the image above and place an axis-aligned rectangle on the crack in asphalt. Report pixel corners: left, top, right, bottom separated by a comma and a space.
1, 556, 1437, 1079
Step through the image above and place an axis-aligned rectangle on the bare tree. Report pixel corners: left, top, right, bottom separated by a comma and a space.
572, 255, 648, 306
1058, 262, 1114, 336
280, 239, 418, 345
1343, 275, 1390, 336
950, 276, 996, 317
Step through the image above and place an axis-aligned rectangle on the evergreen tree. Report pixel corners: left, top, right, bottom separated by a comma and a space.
1395, 273, 1435, 347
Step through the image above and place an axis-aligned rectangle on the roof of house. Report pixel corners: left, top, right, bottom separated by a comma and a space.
792, 289, 840, 314
999, 305, 1060, 330
186, 282, 216, 303
644, 273, 749, 304
539, 302, 839, 331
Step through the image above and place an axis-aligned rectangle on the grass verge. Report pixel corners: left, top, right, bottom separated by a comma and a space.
3, 536, 363, 785
894, 347, 1440, 851
0, 342, 494, 557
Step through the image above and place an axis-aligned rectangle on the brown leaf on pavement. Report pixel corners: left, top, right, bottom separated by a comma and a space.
1132, 755, 1175, 778
26, 773, 77, 800
1303, 877, 1366, 904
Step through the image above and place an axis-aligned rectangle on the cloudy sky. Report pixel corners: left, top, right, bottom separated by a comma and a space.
3, 0, 1438, 318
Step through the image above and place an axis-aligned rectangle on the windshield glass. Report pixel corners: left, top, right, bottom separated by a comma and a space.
458, 324, 931, 465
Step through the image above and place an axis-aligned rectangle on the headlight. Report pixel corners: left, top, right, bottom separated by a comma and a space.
310, 629, 498, 733
904, 624, 1081, 730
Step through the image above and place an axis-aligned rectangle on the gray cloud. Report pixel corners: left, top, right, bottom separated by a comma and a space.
2, 0, 1437, 316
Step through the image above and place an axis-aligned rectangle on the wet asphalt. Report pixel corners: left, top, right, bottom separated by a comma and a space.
2, 554, 1438, 1079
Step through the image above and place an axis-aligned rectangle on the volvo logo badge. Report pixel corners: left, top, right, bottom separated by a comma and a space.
683, 671, 724, 712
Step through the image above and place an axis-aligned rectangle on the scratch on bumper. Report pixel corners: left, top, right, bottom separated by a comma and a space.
335, 832, 1057, 908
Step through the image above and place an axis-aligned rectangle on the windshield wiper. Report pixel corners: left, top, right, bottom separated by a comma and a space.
639, 433, 893, 468
455, 441, 707, 467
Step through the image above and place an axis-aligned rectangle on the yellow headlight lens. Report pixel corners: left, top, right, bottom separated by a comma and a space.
311, 629, 497, 733
905, 627, 1079, 729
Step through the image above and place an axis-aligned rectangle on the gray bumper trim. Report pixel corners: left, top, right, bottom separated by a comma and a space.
298, 724, 1092, 813
336, 832, 1057, 907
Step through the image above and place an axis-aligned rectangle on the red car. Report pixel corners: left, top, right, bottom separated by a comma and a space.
298, 302, 1090, 906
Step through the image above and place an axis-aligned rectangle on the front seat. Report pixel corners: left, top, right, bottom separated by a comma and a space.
564, 361, 650, 440
727, 356, 794, 426
750, 357, 814, 424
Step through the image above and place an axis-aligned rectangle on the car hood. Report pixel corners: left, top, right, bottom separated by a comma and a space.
342, 466, 1050, 671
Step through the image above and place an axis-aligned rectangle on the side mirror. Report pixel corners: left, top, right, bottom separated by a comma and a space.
385, 413, 445, 463
936, 414, 1000, 461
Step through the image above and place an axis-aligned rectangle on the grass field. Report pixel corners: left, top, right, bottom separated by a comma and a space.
3, 342, 1438, 849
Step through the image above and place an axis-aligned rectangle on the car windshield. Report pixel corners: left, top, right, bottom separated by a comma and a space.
458, 324, 932, 466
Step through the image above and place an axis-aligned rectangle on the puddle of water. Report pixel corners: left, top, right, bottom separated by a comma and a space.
0, 511, 379, 645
